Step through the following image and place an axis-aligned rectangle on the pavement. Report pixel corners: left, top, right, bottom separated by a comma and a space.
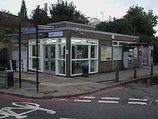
0, 66, 158, 99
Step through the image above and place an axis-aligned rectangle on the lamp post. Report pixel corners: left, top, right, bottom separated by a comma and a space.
18, 23, 21, 88
101, 12, 104, 22
36, 25, 39, 91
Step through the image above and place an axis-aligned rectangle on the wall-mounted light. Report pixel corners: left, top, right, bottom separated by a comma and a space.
39, 34, 43, 38
80, 32, 84, 37
112, 35, 115, 40
133, 39, 136, 42
70, 28, 83, 37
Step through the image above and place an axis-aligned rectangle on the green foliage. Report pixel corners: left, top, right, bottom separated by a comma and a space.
49, 0, 88, 23
123, 5, 158, 36
0, 26, 17, 41
96, 5, 158, 39
30, 0, 88, 24
18, 0, 28, 18
30, 5, 50, 24
95, 18, 137, 35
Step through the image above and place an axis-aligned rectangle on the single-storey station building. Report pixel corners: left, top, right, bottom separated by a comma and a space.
5, 21, 153, 77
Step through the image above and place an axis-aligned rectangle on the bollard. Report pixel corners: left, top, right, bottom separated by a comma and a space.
134, 64, 137, 78
146, 79, 151, 87
150, 63, 153, 76
116, 66, 119, 82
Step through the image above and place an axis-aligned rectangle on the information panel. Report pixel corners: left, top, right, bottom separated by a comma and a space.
101, 46, 112, 61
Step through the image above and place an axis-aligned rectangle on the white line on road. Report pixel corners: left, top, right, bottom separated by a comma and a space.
156, 100, 158, 102
74, 100, 92, 102
60, 117, 76, 119
98, 100, 119, 104
83, 96, 95, 99
102, 97, 119, 100
128, 102, 147, 105
129, 98, 148, 101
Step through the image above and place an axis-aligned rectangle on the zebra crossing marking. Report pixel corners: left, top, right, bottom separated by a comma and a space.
73, 96, 158, 106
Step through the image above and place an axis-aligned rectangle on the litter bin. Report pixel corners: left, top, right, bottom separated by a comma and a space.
6, 70, 14, 86
82, 61, 89, 77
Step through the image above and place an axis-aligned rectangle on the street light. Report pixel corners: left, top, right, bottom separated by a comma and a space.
101, 12, 104, 21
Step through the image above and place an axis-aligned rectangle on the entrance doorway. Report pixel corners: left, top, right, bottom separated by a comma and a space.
43, 45, 56, 74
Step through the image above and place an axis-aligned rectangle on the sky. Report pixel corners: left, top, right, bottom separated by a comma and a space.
0, 0, 158, 35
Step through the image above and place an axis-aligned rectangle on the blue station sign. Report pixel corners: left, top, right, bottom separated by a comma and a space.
21, 27, 36, 33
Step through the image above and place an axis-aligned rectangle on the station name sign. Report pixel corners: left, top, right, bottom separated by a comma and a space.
38, 25, 55, 30
21, 27, 36, 33
48, 31, 63, 37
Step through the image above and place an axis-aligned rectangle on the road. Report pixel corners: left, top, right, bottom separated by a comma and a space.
0, 83, 158, 119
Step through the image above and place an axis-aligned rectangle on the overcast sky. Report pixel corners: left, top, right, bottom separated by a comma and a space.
0, 0, 158, 35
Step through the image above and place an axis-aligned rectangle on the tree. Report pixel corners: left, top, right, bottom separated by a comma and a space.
49, 0, 88, 23
95, 5, 158, 43
30, 5, 50, 24
95, 18, 137, 35
18, 0, 28, 18
123, 5, 158, 37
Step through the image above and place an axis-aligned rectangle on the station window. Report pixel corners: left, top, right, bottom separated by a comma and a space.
71, 38, 98, 76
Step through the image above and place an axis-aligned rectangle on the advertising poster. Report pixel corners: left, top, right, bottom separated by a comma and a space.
101, 46, 112, 61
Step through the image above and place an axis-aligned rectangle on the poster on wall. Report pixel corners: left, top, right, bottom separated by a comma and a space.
101, 46, 112, 61
113, 46, 122, 60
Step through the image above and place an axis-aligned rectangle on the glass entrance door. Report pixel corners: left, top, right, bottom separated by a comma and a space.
44, 45, 56, 74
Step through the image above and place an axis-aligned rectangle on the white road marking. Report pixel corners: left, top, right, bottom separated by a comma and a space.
73, 96, 157, 106
60, 118, 76, 119
74, 100, 92, 102
98, 100, 119, 104
128, 102, 147, 105
83, 96, 95, 99
0, 102, 56, 119
129, 98, 148, 101
102, 97, 119, 100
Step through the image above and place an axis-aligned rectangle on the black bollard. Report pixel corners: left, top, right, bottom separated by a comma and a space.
134, 64, 137, 78
146, 79, 151, 87
150, 63, 153, 76
116, 66, 119, 82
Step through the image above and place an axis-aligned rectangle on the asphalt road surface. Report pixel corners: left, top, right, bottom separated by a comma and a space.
0, 82, 158, 119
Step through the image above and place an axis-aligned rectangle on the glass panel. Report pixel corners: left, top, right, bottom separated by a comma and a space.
91, 45, 97, 58
72, 39, 90, 44
81, 45, 88, 58
113, 42, 118, 46
58, 60, 65, 74
44, 61, 49, 70
113, 46, 122, 60
51, 60, 55, 71
32, 58, 40, 69
72, 61, 82, 74
72, 39, 82, 44
58, 38, 66, 43
58, 44, 65, 59
90, 60, 97, 72
45, 46, 48, 58
72, 45, 88, 59
32, 45, 40, 57
32, 45, 36, 56
43, 39, 56, 44
30, 40, 36, 44
119, 42, 124, 46
51, 46, 55, 58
